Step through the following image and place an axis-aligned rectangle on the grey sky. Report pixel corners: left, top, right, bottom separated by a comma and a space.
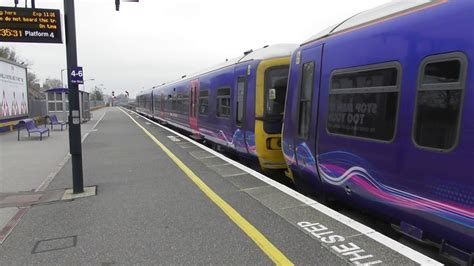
0, 0, 390, 97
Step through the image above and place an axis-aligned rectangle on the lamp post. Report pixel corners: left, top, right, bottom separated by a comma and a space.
62, 0, 139, 195
64, 0, 84, 194
61, 68, 67, 87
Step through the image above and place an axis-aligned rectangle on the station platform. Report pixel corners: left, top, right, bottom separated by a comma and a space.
0, 107, 441, 265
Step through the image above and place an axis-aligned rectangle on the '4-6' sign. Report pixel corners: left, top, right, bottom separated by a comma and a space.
70, 67, 84, 84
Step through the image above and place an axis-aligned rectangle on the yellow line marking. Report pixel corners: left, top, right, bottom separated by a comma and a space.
119, 108, 293, 266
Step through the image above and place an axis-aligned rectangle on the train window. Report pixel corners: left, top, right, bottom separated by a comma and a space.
171, 98, 177, 111
153, 94, 160, 113
236, 77, 246, 125
164, 95, 169, 111
144, 95, 149, 110
181, 94, 189, 115
332, 68, 397, 89
413, 53, 467, 151
327, 62, 401, 141
422, 60, 460, 84
298, 62, 315, 139
216, 87, 231, 118
176, 97, 182, 114
198, 90, 209, 116
265, 66, 289, 134
160, 94, 164, 112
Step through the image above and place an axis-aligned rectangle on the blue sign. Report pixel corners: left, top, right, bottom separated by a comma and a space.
70, 67, 84, 84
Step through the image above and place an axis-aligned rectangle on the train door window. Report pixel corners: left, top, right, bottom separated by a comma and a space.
190, 88, 194, 116
198, 90, 209, 116
236, 77, 246, 126
265, 66, 289, 133
327, 62, 400, 141
216, 87, 231, 118
191, 85, 198, 117
298, 62, 315, 139
413, 53, 467, 151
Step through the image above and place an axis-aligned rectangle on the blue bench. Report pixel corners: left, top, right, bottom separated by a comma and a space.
17, 119, 50, 141
45, 115, 68, 131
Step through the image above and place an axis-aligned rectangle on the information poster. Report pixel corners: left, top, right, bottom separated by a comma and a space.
0, 59, 28, 119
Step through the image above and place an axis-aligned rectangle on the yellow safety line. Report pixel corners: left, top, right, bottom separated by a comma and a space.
119, 108, 293, 266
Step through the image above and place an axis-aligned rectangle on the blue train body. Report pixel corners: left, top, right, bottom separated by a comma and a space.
137, 0, 473, 261
283, 0, 473, 261
137, 44, 297, 171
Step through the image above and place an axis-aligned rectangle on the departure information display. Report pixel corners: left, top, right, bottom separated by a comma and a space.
0, 7, 62, 43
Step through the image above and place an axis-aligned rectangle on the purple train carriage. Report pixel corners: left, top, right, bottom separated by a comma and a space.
136, 44, 298, 173
282, 0, 473, 263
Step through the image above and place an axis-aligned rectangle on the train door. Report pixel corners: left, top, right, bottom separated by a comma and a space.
293, 45, 323, 191
160, 93, 164, 119
236, 76, 248, 153
234, 65, 250, 154
189, 79, 199, 135
150, 91, 154, 115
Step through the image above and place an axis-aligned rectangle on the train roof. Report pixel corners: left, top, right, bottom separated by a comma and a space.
304, 0, 442, 44
239, 43, 298, 61
148, 44, 298, 91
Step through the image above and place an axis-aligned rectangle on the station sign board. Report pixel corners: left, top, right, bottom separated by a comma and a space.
0, 7, 62, 43
70, 67, 84, 84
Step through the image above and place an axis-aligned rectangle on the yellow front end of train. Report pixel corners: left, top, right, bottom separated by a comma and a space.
254, 57, 291, 173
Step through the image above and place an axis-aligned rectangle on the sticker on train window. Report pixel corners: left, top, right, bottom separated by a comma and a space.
327, 62, 401, 142
269, 88, 276, 100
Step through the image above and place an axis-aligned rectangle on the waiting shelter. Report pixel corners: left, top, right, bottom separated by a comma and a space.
45, 88, 90, 123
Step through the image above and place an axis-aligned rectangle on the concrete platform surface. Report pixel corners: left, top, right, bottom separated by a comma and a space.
0, 107, 441, 265
0, 108, 106, 233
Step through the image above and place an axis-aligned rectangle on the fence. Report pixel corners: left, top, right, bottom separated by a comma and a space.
28, 99, 105, 118
90, 100, 105, 109
28, 99, 47, 118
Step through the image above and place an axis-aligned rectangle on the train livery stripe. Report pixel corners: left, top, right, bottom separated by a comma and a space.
119, 108, 293, 266
130, 108, 443, 265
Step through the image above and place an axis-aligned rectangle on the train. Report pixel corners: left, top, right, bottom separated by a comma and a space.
136, 0, 473, 263
136, 44, 298, 173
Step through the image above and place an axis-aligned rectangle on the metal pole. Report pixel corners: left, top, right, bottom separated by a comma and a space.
64, 0, 84, 194
31, 0, 35, 8
61, 69, 65, 87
